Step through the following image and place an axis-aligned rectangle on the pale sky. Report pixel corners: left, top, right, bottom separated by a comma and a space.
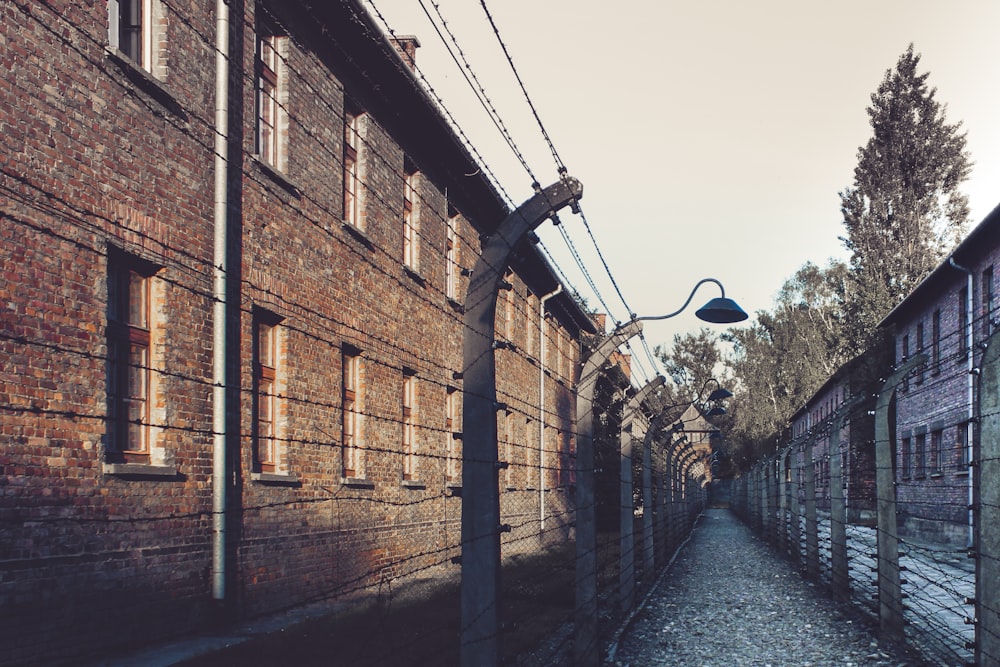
368, 0, 1000, 385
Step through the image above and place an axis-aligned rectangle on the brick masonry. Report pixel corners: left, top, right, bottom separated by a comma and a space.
0, 1, 590, 663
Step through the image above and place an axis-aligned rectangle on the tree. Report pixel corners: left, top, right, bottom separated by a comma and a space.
723, 261, 851, 465
839, 44, 972, 354
654, 328, 724, 405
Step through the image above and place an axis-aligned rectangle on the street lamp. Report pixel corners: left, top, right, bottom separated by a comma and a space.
574, 277, 746, 667
634, 278, 748, 325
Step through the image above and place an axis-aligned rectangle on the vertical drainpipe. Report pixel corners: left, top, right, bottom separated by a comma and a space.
538, 285, 562, 530
212, 0, 230, 603
949, 257, 974, 547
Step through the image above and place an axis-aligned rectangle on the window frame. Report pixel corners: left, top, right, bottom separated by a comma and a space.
445, 215, 459, 301
344, 107, 364, 230
984, 266, 994, 337
252, 311, 282, 473
445, 387, 459, 483
107, 250, 159, 462
402, 372, 417, 481
255, 22, 286, 171
108, 0, 152, 70
402, 168, 419, 271
342, 349, 363, 478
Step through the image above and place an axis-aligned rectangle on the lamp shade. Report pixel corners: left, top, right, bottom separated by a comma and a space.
707, 387, 733, 401
695, 297, 749, 324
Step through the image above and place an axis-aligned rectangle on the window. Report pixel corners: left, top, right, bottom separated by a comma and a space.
445, 214, 459, 301
107, 250, 161, 461
959, 286, 969, 357
525, 417, 535, 488
900, 437, 911, 478
930, 429, 942, 474
931, 310, 941, 373
108, 0, 161, 73
915, 322, 924, 384
402, 372, 418, 480
525, 290, 536, 358
256, 22, 287, 170
901, 334, 910, 392
344, 105, 364, 229
342, 350, 363, 478
503, 411, 514, 488
914, 433, 926, 478
984, 266, 994, 337
253, 311, 282, 473
958, 422, 970, 470
445, 387, 459, 483
402, 168, 419, 270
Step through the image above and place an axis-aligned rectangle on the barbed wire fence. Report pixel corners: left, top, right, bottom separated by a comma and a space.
732, 319, 1000, 667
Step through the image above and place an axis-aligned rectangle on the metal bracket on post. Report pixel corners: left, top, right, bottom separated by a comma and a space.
574, 318, 642, 667
460, 177, 583, 667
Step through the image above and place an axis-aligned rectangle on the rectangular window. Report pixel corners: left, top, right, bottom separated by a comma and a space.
930, 429, 942, 473
253, 312, 281, 472
915, 322, 924, 384
107, 251, 158, 460
402, 373, 417, 480
445, 215, 459, 301
901, 437, 911, 478
984, 266, 994, 337
901, 334, 910, 392
342, 350, 363, 478
445, 387, 459, 482
503, 411, 514, 488
402, 168, 419, 271
914, 433, 926, 478
525, 290, 536, 358
958, 422, 970, 470
344, 106, 364, 229
501, 271, 514, 341
108, 0, 152, 69
256, 23, 286, 170
931, 310, 941, 373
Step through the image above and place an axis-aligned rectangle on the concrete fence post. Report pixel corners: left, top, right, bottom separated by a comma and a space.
788, 444, 802, 565
803, 433, 819, 580
873, 354, 924, 643
461, 177, 583, 667
976, 336, 1000, 666
574, 319, 642, 667
829, 413, 850, 599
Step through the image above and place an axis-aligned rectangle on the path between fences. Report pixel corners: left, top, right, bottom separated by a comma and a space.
610, 508, 926, 667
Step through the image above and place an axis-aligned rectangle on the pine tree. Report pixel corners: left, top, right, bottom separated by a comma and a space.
839, 44, 971, 354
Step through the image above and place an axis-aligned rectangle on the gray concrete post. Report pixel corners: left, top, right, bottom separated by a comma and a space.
803, 433, 819, 580
778, 450, 789, 556
461, 177, 583, 667
788, 444, 802, 565
829, 412, 850, 599
574, 319, 642, 667
874, 354, 924, 642
977, 336, 1000, 666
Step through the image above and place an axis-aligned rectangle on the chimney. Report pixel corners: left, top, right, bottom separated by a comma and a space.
391, 36, 421, 70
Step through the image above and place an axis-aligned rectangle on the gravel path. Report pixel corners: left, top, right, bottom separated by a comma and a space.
611, 509, 925, 667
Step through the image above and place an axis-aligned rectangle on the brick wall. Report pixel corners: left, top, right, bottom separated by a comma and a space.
0, 1, 587, 663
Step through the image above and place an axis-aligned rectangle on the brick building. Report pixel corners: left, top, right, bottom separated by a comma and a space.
880, 204, 1000, 547
0, 1, 593, 664
786, 354, 880, 524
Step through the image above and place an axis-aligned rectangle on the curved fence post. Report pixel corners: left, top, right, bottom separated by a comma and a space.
461, 177, 583, 666
574, 319, 642, 667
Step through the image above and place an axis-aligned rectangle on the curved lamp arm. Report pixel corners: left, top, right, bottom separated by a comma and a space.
633, 278, 747, 324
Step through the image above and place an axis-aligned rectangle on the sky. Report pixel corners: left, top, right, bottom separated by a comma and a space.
366, 0, 1000, 386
